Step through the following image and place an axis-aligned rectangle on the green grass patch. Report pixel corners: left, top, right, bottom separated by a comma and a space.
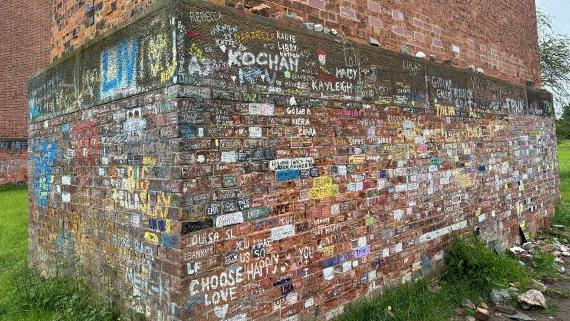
529, 251, 562, 282
553, 140, 570, 225
0, 188, 125, 321
337, 235, 532, 321
444, 236, 532, 290
339, 278, 456, 321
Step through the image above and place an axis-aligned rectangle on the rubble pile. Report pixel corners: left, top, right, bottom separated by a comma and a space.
453, 233, 569, 321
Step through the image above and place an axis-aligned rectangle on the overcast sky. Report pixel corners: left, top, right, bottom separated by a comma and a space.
536, 0, 570, 35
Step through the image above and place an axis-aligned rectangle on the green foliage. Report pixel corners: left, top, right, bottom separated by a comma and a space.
556, 106, 570, 140
530, 251, 561, 282
444, 236, 531, 291
553, 202, 570, 227
0, 184, 27, 193
537, 9, 570, 107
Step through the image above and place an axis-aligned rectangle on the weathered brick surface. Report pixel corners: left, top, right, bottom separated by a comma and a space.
50, 0, 541, 86
29, 1, 559, 321
0, 140, 28, 185
0, 0, 51, 184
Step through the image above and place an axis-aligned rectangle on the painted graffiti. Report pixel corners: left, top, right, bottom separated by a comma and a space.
27, 4, 559, 321
100, 39, 139, 98
71, 120, 100, 186
32, 140, 57, 209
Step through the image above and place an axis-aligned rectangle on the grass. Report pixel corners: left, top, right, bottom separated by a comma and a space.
0, 185, 123, 321
339, 279, 458, 321
553, 140, 570, 225
529, 250, 562, 282
0, 185, 52, 321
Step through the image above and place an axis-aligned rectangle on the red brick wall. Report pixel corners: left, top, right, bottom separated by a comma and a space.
51, 0, 157, 58
0, 140, 28, 185
0, 0, 51, 138
28, 3, 558, 320
50, 0, 541, 86
0, 0, 51, 184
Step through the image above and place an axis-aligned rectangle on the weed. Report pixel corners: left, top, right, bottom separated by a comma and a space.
444, 235, 531, 291
543, 301, 560, 315
338, 278, 456, 321
337, 234, 531, 321
530, 251, 562, 282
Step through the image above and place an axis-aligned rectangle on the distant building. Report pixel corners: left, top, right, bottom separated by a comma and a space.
0, 1, 51, 184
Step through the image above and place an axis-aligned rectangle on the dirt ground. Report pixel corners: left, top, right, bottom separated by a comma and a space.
525, 265, 570, 321
473, 257, 570, 321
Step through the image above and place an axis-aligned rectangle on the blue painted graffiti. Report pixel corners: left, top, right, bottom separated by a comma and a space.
32, 140, 57, 209
60, 123, 71, 133
273, 277, 294, 296
322, 252, 351, 269
352, 245, 370, 258
238, 67, 276, 85
162, 233, 179, 248
276, 169, 300, 182
149, 218, 167, 232
421, 256, 433, 275
323, 246, 371, 269
29, 105, 41, 120
100, 39, 139, 98
55, 229, 76, 258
